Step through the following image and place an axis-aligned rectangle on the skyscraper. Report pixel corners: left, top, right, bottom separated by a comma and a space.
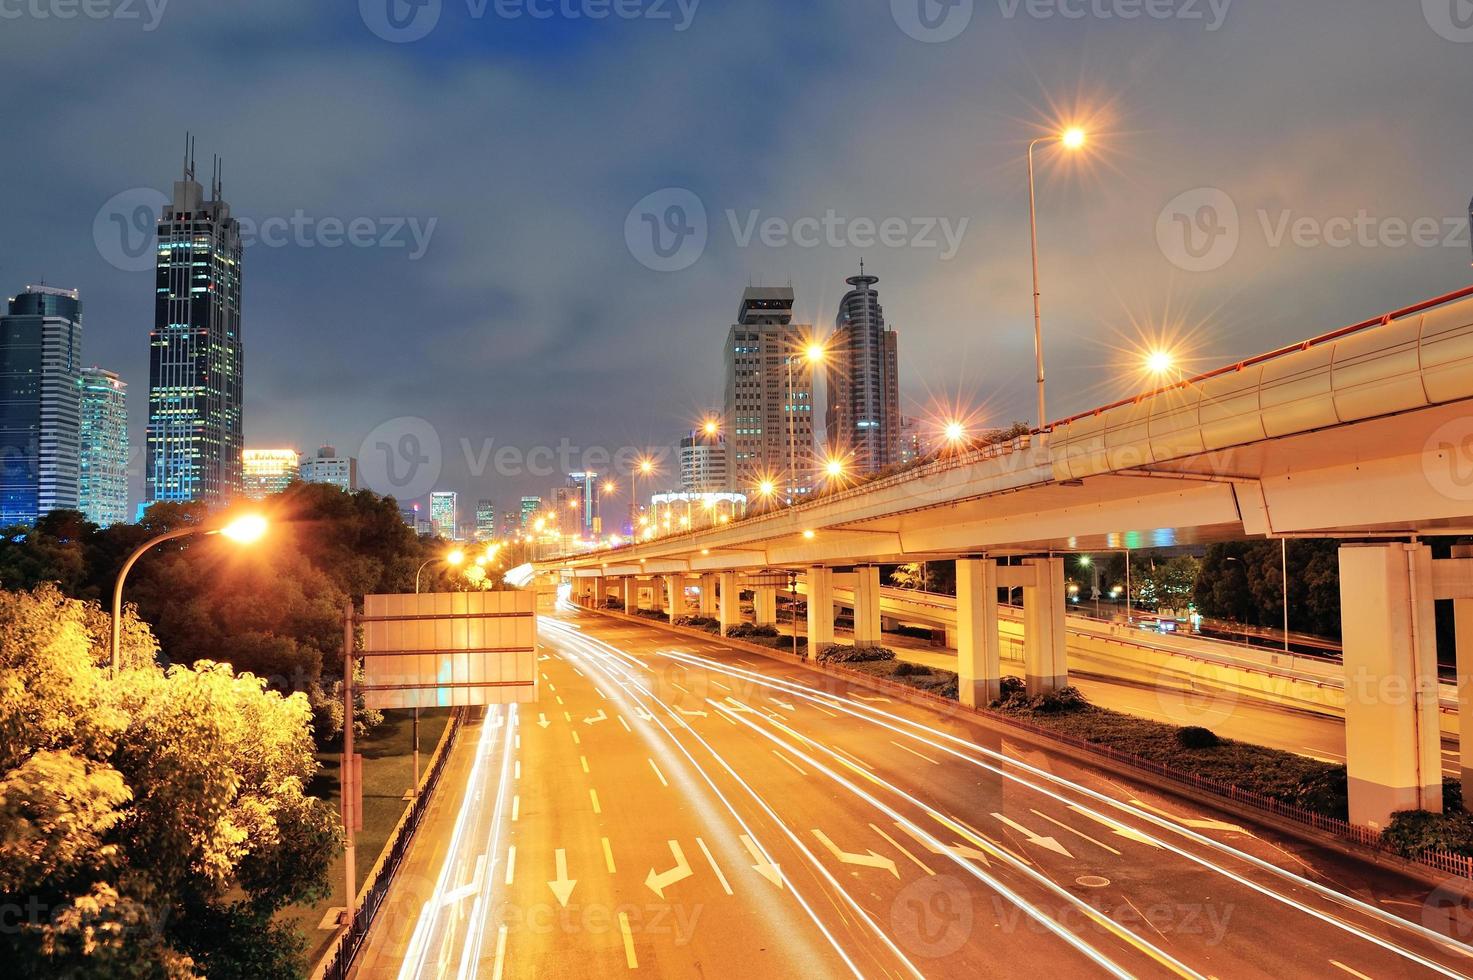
242, 448, 299, 499
299, 445, 358, 492
0, 286, 83, 525
519, 496, 542, 530
567, 472, 599, 534
146, 140, 244, 508
78, 367, 128, 526
430, 491, 458, 539
825, 262, 901, 476
475, 499, 496, 539
722, 287, 817, 499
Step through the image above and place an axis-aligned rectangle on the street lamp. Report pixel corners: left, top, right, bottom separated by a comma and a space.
632, 456, 657, 531
1027, 127, 1088, 439
110, 514, 269, 675
415, 548, 465, 593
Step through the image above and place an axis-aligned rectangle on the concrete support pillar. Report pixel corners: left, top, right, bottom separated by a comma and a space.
591, 576, 603, 607
807, 566, 835, 651
1340, 543, 1443, 829
956, 558, 1001, 708
718, 571, 739, 635
664, 575, 681, 618
753, 587, 778, 627
1455, 543, 1473, 805
853, 565, 883, 648
621, 577, 638, 613
1021, 557, 1068, 693
699, 574, 718, 616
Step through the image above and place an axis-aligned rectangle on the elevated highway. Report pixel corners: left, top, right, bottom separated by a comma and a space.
547, 285, 1473, 829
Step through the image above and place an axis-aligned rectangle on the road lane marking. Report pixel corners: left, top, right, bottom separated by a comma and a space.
648, 758, 669, 787
870, 823, 934, 875
695, 836, 733, 895
1128, 799, 1249, 836
830, 744, 874, 771
505, 845, 516, 886
992, 812, 1074, 859
1030, 808, 1121, 856
602, 836, 617, 873
547, 681, 556, 692
571, 730, 581, 745
771, 749, 807, 776
618, 714, 632, 732
672, 681, 692, 694
853, 694, 891, 703
1329, 961, 1373, 980
512, 795, 520, 821
572, 667, 585, 677
889, 740, 940, 765
812, 829, 900, 878
711, 679, 732, 691
590, 788, 601, 813
1067, 805, 1163, 849
740, 834, 784, 888
555, 695, 564, 705
515, 761, 521, 780
491, 924, 508, 980
618, 912, 638, 969
646, 840, 694, 898
595, 687, 608, 700
580, 755, 590, 773
548, 848, 577, 907
563, 711, 572, 722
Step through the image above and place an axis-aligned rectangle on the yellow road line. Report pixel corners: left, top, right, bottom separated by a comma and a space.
602, 836, 617, 873
618, 912, 638, 968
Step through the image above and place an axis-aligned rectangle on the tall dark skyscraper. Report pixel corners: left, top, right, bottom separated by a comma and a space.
146, 140, 244, 508
78, 366, 129, 527
825, 262, 900, 476
0, 286, 83, 525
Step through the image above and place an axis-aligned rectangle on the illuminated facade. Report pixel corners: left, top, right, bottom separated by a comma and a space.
242, 448, 299, 499
430, 490, 458, 538
299, 445, 357, 491
722, 287, 816, 499
78, 367, 129, 526
475, 499, 496, 539
146, 142, 244, 508
826, 262, 901, 476
0, 286, 83, 525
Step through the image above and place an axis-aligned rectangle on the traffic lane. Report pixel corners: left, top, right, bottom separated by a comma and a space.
523, 627, 888, 978
562, 612, 1473, 978
559, 620, 1215, 979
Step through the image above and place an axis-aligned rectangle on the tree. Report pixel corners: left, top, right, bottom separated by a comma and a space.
0, 585, 337, 978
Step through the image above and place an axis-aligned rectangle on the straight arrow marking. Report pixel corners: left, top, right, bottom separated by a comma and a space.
811, 829, 899, 878
992, 812, 1074, 858
894, 820, 991, 867
1128, 799, 1249, 836
1067, 805, 1161, 848
548, 848, 577, 907
740, 834, 783, 888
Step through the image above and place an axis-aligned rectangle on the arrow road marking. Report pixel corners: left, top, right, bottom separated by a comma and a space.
675, 707, 708, 718
1128, 799, 1249, 836
443, 853, 485, 905
894, 820, 991, 867
1029, 808, 1120, 856
811, 829, 899, 878
548, 848, 577, 907
852, 694, 891, 703
768, 697, 796, 711
992, 813, 1074, 858
583, 709, 608, 725
536, 713, 550, 729
1069, 805, 1164, 849
870, 823, 934, 876
740, 834, 783, 888
645, 840, 694, 899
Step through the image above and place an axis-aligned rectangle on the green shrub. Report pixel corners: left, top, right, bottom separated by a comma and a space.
816, 644, 897, 664
893, 661, 931, 677
1177, 726, 1221, 749
996, 684, 1090, 714
1383, 808, 1473, 858
726, 623, 779, 639
673, 615, 719, 630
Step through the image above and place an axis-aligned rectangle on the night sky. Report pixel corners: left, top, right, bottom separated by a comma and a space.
3, 0, 1471, 516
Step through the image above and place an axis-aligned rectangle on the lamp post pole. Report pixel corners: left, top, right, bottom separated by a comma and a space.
111, 525, 197, 676
1027, 137, 1048, 439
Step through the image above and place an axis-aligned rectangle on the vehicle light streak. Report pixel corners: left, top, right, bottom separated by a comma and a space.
656, 649, 1473, 974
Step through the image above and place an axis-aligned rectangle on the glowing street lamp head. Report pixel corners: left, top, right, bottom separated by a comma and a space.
218, 514, 268, 544
825, 459, 845, 478
533, 518, 546, 533
805, 343, 826, 363
944, 420, 966, 443
638, 458, 654, 475
757, 479, 776, 497
1146, 349, 1175, 376
1061, 127, 1087, 150
446, 549, 466, 567
602, 480, 617, 494
703, 419, 720, 436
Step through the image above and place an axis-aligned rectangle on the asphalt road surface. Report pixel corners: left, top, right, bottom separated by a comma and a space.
350, 604, 1473, 979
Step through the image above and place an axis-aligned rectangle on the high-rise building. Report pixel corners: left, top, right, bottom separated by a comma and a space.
430, 491, 458, 539
826, 262, 901, 476
78, 367, 129, 526
679, 420, 728, 493
475, 499, 496, 539
519, 495, 542, 530
147, 141, 244, 508
0, 286, 83, 525
299, 445, 358, 492
896, 416, 926, 467
242, 448, 299, 499
722, 286, 817, 500
567, 472, 599, 534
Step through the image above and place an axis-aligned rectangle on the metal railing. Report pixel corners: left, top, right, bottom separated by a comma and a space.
314, 708, 465, 980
